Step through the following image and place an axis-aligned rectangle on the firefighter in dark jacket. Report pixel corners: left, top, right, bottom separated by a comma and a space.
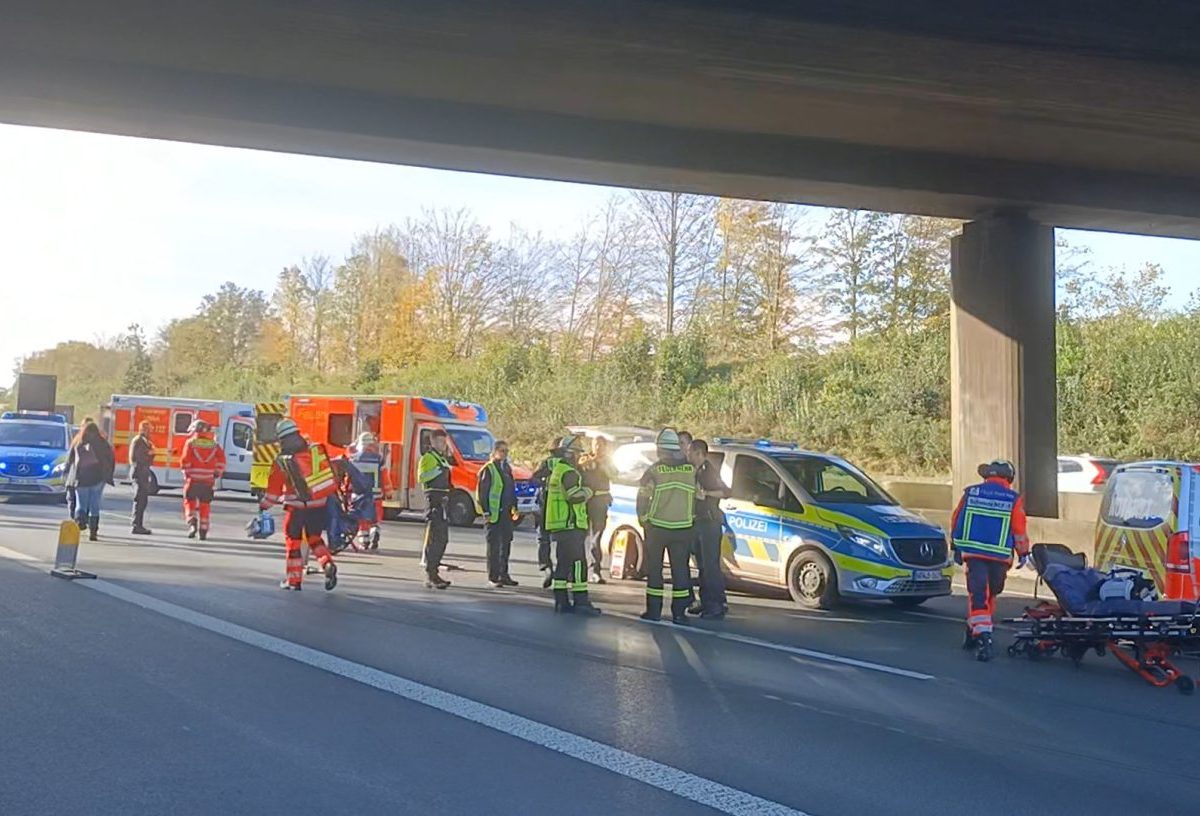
637, 428, 697, 625
129, 420, 155, 535
577, 435, 617, 584
687, 438, 731, 619
544, 434, 600, 615
477, 439, 519, 587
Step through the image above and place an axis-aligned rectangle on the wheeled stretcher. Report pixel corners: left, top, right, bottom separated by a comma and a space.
1006, 544, 1200, 695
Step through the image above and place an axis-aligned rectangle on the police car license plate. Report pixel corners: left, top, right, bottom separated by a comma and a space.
913, 569, 942, 582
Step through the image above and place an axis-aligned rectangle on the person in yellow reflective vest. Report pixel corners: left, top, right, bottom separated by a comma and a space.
544, 434, 601, 616
477, 439, 519, 587
418, 429, 453, 590
637, 428, 697, 625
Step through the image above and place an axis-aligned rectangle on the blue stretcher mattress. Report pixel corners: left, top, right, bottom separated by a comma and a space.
1044, 564, 1197, 617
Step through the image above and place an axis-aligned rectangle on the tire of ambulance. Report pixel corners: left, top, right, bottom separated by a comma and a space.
787, 550, 839, 610
147, 471, 160, 497
447, 490, 477, 527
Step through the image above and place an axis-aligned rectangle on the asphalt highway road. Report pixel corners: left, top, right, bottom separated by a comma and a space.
1, 488, 1196, 816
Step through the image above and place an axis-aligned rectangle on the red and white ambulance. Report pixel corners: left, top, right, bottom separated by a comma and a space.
103, 395, 257, 494
252, 395, 537, 525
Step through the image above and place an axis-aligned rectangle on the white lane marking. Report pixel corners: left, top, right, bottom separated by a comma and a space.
81, 578, 811, 816
614, 612, 934, 681
0, 544, 39, 562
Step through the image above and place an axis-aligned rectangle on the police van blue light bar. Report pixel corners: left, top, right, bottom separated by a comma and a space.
1, 411, 68, 424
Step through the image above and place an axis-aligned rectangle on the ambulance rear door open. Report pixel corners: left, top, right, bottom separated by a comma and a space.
378, 398, 409, 508
290, 397, 356, 455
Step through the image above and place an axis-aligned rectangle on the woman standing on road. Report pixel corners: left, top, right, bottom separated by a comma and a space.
66, 418, 115, 541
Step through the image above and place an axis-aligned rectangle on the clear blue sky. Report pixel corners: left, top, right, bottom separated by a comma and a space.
2, 123, 1198, 371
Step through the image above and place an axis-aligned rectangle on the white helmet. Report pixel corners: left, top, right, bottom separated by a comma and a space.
356, 432, 379, 449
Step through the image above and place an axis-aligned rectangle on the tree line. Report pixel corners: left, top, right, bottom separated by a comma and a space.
12, 192, 1194, 474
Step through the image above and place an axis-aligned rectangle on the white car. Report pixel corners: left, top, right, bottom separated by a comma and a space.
1057, 455, 1119, 493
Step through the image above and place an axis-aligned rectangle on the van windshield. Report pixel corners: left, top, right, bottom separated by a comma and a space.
0, 422, 68, 449
447, 427, 495, 462
1102, 470, 1175, 529
775, 455, 895, 506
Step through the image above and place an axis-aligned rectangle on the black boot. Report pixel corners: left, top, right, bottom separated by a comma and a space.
74, 513, 87, 531
186, 519, 198, 539
425, 573, 450, 590
88, 516, 99, 542
542, 571, 554, 589
573, 592, 601, 616
324, 561, 338, 591
553, 589, 574, 613
671, 596, 691, 625
961, 629, 978, 651
640, 595, 663, 622
975, 633, 995, 663
198, 527, 208, 541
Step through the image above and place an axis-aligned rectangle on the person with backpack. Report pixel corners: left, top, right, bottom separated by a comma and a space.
259, 417, 339, 592
65, 418, 115, 541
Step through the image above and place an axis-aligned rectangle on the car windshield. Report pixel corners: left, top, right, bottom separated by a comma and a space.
0, 422, 67, 449
1102, 469, 1175, 529
775, 455, 895, 505
447, 427, 495, 461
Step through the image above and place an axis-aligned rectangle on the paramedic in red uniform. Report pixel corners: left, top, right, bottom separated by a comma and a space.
259, 418, 339, 592
180, 420, 226, 541
950, 459, 1030, 661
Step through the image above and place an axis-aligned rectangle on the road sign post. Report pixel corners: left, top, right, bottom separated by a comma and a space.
51, 519, 96, 580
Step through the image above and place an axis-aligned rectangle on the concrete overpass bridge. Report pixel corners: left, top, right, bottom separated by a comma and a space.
5, 0, 1200, 514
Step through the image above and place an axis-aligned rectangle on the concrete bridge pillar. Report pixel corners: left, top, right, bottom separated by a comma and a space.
950, 214, 1058, 518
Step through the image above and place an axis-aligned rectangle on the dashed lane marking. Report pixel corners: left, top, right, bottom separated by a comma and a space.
609, 611, 935, 681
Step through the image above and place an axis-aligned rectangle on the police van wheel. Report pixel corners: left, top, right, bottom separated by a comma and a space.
788, 551, 838, 610
447, 491, 477, 527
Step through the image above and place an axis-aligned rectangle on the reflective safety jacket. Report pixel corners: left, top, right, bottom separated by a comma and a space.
478, 458, 516, 523
637, 460, 697, 530
950, 477, 1030, 562
418, 449, 452, 494
181, 433, 226, 484
261, 443, 337, 508
545, 460, 591, 532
